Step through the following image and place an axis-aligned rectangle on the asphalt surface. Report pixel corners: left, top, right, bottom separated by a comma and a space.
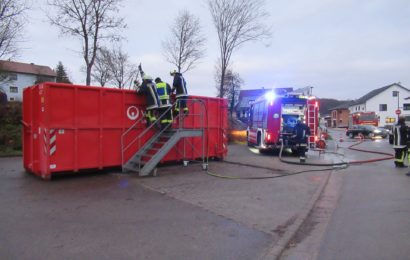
0, 158, 271, 260
0, 143, 332, 260
318, 138, 410, 260
282, 130, 410, 260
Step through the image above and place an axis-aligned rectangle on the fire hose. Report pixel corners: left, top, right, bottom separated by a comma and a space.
204, 138, 394, 180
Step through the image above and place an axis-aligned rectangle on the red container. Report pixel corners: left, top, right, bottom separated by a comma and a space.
22, 83, 228, 179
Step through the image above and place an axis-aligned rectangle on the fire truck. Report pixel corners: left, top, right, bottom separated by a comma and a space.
246, 89, 320, 151
348, 111, 379, 127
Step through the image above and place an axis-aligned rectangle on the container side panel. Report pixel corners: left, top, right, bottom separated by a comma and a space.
78, 130, 100, 168
49, 129, 75, 172
22, 87, 32, 170
77, 88, 100, 127
103, 129, 122, 166
103, 90, 123, 127
49, 86, 75, 127
32, 86, 43, 175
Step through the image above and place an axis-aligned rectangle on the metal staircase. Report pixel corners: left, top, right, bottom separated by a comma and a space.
121, 100, 207, 176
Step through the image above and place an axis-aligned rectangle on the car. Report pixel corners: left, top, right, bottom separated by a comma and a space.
346, 125, 389, 139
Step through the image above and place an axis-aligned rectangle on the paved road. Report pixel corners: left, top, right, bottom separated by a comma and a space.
0, 158, 272, 260
318, 138, 410, 260
282, 131, 410, 259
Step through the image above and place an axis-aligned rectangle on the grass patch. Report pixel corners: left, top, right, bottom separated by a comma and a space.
0, 146, 22, 157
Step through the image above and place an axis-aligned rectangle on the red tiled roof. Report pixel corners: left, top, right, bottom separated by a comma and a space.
0, 60, 56, 77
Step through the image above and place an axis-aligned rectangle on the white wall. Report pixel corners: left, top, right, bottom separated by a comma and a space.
0, 73, 41, 101
366, 85, 410, 126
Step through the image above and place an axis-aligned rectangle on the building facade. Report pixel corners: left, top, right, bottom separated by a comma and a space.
0, 60, 56, 101
330, 102, 351, 128
348, 83, 410, 126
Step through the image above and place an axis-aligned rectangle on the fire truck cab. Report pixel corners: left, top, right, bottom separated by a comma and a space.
247, 89, 319, 151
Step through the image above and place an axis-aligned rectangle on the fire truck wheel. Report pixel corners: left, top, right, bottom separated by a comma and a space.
348, 132, 354, 138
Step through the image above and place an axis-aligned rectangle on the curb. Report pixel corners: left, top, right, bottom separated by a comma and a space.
261, 170, 332, 259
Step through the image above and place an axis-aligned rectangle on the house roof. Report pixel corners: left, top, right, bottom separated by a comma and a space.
0, 60, 56, 77
351, 83, 409, 106
329, 101, 354, 111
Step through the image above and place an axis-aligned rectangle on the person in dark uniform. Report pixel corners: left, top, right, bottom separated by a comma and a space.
154, 77, 173, 129
137, 65, 161, 127
292, 119, 311, 163
393, 116, 408, 168
170, 70, 188, 115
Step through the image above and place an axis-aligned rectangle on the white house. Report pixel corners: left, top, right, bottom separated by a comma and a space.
348, 83, 410, 126
0, 60, 56, 101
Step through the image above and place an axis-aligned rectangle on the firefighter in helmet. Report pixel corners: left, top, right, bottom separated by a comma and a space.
154, 77, 173, 129
393, 116, 408, 167
170, 70, 189, 115
292, 118, 311, 163
137, 65, 161, 126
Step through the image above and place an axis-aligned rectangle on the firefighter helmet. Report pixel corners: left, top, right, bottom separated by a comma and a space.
142, 75, 152, 81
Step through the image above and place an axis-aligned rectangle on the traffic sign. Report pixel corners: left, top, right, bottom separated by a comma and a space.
395, 109, 401, 115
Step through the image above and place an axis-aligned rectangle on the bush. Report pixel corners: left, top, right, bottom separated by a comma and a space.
0, 102, 22, 153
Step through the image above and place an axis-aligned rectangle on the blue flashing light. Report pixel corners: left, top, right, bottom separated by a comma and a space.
265, 91, 275, 102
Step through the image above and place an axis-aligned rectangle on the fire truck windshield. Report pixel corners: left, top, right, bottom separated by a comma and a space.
358, 113, 377, 121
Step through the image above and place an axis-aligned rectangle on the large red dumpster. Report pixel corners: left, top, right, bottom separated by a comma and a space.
22, 83, 228, 179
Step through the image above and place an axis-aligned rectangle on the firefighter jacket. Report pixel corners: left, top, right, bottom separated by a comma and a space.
156, 81, 172, 108
172, 72, 188, 98
293, 122, 311, 145
393, 122, 408, 148
137, 80, 161, 110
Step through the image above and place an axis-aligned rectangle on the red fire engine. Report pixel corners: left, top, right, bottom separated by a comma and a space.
348, 112, 379, 127
247, 89, 320, 151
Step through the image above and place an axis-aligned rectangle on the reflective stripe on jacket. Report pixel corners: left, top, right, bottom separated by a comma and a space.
137, 80, 161, 110
393, 123, 408, 148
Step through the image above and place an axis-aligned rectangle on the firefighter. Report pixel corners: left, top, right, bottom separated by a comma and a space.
170, 70, 189, 115
292, 119, 311, 163
137, 65, 161, 127
393, 116, 408, 168
154, 77, 173, 129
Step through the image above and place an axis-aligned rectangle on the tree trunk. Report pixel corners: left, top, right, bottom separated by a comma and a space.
86, 65, 91, 86
219, 67, 226, 98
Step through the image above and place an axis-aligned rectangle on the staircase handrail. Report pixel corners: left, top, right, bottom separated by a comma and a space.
121, 98, 208, 171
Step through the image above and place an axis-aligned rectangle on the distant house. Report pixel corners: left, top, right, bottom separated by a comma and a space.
348, 83, 410, 126
329, 102, 352, 128
0, 60, 56, 101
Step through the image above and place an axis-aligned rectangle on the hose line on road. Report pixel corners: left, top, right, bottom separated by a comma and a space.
278, 138, 394, 167
201, 138, 393, 180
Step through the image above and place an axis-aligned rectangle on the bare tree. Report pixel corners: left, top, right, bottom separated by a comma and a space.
162, 9, 206, 73
91, 47, 112, 86
208, 0, 271, 97
0, 0, 29, 59
215, 67, 243, 116
47, 0, 126, 86
108, 47, 137, 89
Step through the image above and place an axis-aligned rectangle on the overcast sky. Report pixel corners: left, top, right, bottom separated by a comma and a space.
19, 0, 410, 100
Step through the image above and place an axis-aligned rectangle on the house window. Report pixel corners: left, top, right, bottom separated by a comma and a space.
379, 104, 387, 111
404, 103, 410, 111
9, 86, 18, 93
8, 73, 17, 81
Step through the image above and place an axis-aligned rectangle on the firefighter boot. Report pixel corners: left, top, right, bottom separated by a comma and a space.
300, 156, 306, 163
